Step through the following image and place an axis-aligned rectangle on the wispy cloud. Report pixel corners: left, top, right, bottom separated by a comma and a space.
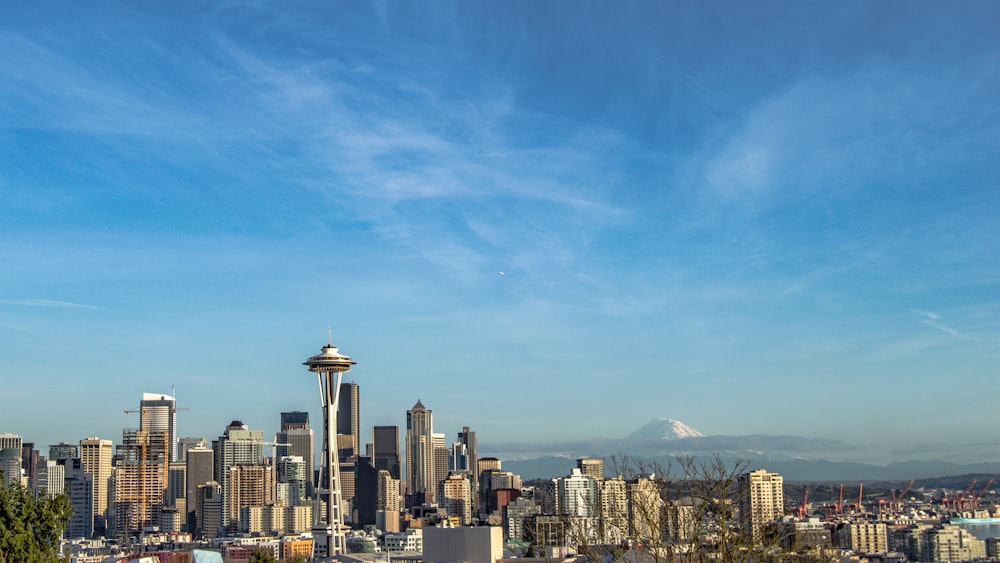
910, 309, 976, 340
691, 60, 1000, 210
0, 299, 100, 310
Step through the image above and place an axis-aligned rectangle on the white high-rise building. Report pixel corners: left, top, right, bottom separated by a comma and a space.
738, 469, 784, 539
140, 393, 178, 462
555, 468, 598, 517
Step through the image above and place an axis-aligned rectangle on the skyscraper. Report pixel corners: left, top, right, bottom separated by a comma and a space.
337, 382, 359, 461
738, 468, 784, 539
140, 392, 178, 462
0, 433, 23, 487
373, 425, 400, 480
80, 437, 113, 536
212, 420, 264, 529
185, 446, 214, 534
405, 400, 434, 505
48, 442, 78, 463
277, 412, 315, 497
21, 443, 39, 493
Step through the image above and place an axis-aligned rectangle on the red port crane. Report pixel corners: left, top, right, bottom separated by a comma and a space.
972, 479, 993, 510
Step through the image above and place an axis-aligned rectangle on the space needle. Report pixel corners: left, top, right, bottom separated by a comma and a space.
304, 334, 356, 559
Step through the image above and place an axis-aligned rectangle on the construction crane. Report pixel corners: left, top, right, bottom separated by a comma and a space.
955, 480, 978, 511
796, 490, 810, 518
263, 438, 292, 463
837, 483, 844, 514
972, 479, 993, 510
892, 480, 914, 512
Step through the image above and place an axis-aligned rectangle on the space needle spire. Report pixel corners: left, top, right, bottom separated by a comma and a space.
304, 337, 356, 559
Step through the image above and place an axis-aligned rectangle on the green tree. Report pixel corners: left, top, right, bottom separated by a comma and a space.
248, 549, 278, 563
0, 481, 74, 563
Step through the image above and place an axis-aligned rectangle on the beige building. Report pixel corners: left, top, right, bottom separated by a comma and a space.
599, 476, 627, 544
439, 473, 473, 525
226, 464, 273, 531
240, 504, 313, 535
738, 469, 783, 539
80, 437, 113, 535
836, 521, 887, 554
627, 475, 663, 544
921, 524, 985, 562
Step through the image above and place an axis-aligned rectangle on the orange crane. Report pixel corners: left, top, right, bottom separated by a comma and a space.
837, 483, 844, 513
796, 490, 810, 518
953, 479, 977, 511
972, 479, 993, 510
892, 480, 914, 512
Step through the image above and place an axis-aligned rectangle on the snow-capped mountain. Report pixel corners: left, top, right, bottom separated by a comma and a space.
626, 418, 704, 441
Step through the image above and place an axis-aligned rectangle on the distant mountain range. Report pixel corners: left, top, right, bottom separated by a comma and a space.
490, 418, 1000, 482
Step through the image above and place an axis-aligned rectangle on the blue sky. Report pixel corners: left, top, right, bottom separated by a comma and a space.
2, 1, 999, 464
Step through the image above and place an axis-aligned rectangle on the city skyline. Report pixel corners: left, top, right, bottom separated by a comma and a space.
2, 2, 1000, 463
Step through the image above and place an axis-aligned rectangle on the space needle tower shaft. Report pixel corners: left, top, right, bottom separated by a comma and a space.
304, 337, 356, 559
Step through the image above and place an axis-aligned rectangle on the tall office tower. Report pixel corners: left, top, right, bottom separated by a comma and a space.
49, 441, 78, 463
439, 474, 473, 525
337, 382, 360, 461
0, 439, 22, 487
405, 400, 434, 504
432, 433, 449, 502
738, 469, 784, 539
167, 461, 187, 515
353, 456, 378, 527
450, 442, 468, 473
226, 464, 273, 533
281, 411, 310, 431
196, 482, 224, 540
303, 339, 356, 558
277, 412, 315, 498
21, 443, 39, 492
177, 437, 207, 462
212, 420, 263, 529
64, 462, 94, 539
0, 433, 23, 452
185, 446, 214, 534
373, 425, 401, 480
113, 428, 169, 539
140, 392, 178, 462
80, 437, 113, 536
457, 427, 478, 503
577, 458, 604, 481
